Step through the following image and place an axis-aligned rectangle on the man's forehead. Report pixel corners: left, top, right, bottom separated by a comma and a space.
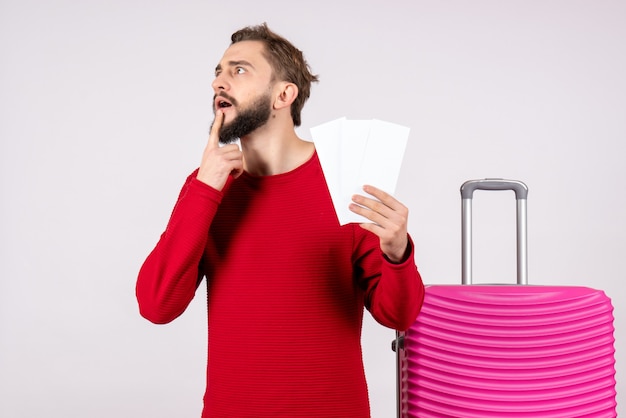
218, 40, 268, 67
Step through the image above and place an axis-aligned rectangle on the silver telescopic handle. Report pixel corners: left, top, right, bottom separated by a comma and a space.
460, 179, 529, 285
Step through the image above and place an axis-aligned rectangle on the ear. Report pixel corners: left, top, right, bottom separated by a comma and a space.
273, 82, 298, 110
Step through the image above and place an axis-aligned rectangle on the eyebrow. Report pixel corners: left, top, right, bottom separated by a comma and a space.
215, 60, 255, 73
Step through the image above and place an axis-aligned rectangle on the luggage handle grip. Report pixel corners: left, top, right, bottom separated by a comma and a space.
461, 179, 529, 286
461, 178, 528, 200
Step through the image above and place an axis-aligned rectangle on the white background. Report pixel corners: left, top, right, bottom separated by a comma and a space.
1, 1, 624, 416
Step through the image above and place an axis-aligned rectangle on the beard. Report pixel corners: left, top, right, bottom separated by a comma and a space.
213, 92, 273, 145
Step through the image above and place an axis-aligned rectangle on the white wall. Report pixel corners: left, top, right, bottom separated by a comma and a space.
1, 0, 623, 416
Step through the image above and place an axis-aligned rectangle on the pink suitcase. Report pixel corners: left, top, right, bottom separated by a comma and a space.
394, 179, 617, 417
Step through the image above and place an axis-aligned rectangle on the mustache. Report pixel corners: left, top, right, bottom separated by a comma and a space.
213, 92, 238, 108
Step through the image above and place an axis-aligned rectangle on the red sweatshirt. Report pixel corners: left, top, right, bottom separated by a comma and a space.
136, 151, 424, 417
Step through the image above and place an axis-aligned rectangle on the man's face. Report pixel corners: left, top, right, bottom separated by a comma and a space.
211, 41, 275, 144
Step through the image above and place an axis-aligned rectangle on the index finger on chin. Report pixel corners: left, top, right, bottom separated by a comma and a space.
208, 109, 224, 148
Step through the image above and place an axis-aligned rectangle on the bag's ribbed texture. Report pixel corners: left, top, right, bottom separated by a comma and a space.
399, 285, 616, 418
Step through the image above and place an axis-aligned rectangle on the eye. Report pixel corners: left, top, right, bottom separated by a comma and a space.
235, 66, 246, 75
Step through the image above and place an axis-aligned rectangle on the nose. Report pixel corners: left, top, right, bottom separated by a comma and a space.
212, 72, 229, 92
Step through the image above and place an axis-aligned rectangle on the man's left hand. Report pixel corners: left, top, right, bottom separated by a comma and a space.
349, 185, 409, 263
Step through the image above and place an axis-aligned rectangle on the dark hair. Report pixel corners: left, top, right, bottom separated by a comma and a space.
230, 23, 319, 127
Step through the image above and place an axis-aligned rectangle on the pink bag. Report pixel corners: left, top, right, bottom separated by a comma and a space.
394, 179, 617, 417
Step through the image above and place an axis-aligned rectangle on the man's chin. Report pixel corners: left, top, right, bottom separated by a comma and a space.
218, 120, 238, 144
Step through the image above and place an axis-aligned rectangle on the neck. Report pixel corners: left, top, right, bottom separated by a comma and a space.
241, 123, 315, 176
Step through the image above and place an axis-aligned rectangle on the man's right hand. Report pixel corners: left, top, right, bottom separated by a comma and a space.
196, 109, 244, 191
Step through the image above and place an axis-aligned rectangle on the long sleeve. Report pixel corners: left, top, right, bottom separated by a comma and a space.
356, 232, 425, 331
136, 172, 223, 324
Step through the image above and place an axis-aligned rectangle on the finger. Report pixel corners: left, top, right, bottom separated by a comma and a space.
361, 185, 401, 210
351, 194, 392, 220
357, 221, 385, 239
352, 193, 408, 229
349, 203, 393, 243
208, 109, 224, 148
349, 200, 384, 226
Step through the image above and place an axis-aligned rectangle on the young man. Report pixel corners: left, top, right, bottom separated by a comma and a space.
136, 23, 424, 417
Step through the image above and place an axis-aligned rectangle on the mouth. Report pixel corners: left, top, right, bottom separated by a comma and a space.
218, 99, 232, 108
214, 95, 234, 111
